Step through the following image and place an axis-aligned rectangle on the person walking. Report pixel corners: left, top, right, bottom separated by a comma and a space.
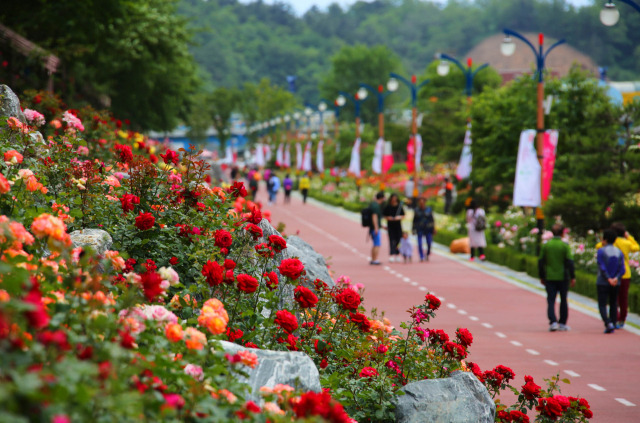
368, 191, 385, 265
596, 222, 639, 329
465, 199, 486, 261
268, 172, 280, 205
299, 173, 310, 204
538, 223, 576, 332
413, 197, 435, 262
248, 170, 260, 201
383, 193, 405, 263
596, 229, 625, 334
444, 177, 454, 214
283, 174, 293, 204
399, 231, 413, 263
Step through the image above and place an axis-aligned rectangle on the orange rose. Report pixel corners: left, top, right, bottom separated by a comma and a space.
165, 323, 184, 342
184, 327, 206, 350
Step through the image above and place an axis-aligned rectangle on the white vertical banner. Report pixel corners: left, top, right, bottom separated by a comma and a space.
276, 144, 284, 167
295, 143, 302, 170
264, 144, 272, 162
284, 144, 291, 168
372, 137, 384, 174
513, 129, 541, 207
225, 145, 233, 164
255, 143, 266, 167
456, 129, 473, 180
414, 134, 423, 173
316, 140, 324, 172
302, 141, 312, 172
348, 137, 361, 176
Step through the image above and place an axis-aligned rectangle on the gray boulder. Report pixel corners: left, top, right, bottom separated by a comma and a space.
69, 228, 113, 256
0, 85, 26, 123
395, 371, 495, 423
217, 340, 321, 403
286, 235, 334, 288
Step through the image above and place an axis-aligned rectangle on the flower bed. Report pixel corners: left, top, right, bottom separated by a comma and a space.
0, 87, 593, 422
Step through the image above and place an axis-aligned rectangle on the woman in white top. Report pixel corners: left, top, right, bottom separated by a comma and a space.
466, 199, 487, 261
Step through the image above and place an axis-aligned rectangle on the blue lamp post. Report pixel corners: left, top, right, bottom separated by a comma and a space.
358, 83, 392, 140
336, 90, 368, 139
435, 54, 489, 99
600, 1, 640, 25
501, 28, 565, 244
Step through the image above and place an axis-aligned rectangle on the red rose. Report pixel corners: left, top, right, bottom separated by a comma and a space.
554, 395, 571, 411
23, 281, 50, 329
244, 224, 263, 240
227, 181, 247, 198
278, 258, 305, 280
456, 327, 473, 347
134, 212, 155, 231
359, 367, 378, 378
349, 312, 371, 332
521, 375, 541, 400
494, 365, 515, 383
268, 235, 287, 252
119, 330, 136, 349
482, 370, 504, 389
214, 229, 233, 249
120, 194, 140, 214
160, 149, 179, 165
444, 341, 467, 359
274, 310, 298, 333
468, 362, 484, 382
334, 289, 361, 310
114, 144, 133, 163
227, 328, 244, 342
508, 410, 530, 423
224, 259, 236, 270
425, 294, 441, 310
294, 286, 318, 308
237, 274, 258, 293
246, 207, 262, 224
429, 329, 449, 344
536, 397, 563, 419
140, 271, 164, 301
169, 256, 179, 266
264, 271, 278, 290
201, 260, 224, 287
224, 269, 234, 284
255, 243, 274, 258
38, 330, 71, 351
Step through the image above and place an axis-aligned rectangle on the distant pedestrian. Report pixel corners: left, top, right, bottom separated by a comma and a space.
596, 222, 639, 329
413, 197, 435, 262
299, 173, 310, 204
444, 177, 454, 214
283, 174, 293, 204
230, 165, 239, 181
465, 199, 486, 261
399, 231, 413, 263
368, 191, 385, 265
597, 229, 625, 334
538, 223, 576, 332
268, 172, 280, 205
383, 194, 405, 263
248, 171, 260, 200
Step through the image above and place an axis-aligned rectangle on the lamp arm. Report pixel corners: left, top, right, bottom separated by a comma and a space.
543, 39, 566, 60
503, 28, 539, 59
472, 63, 490, 77
338, 91, 356, 104
619, 0, 640, 13
417, 79, 431, 89
389, 72, 412, 89
439, 53, 466, 74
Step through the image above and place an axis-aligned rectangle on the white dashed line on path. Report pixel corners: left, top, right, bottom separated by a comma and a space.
615, 398, 636, 407
457, 309, 468, 315
383, 266, 391, 271
469, 316, 479, 321
481, 323, 493, 328
396, 274, 404, 279
495, 332, 507, 338
438, 296, 445, 301
418, 287, 427, 291
510, 340, 522, 347
411, 281, 418, 286
544, 360, 559, 366
588, 384, 606, 392
447, 303, 457, 309
564, 370, 580, 377
526, 349, 540, 355
403, 277, 410, 282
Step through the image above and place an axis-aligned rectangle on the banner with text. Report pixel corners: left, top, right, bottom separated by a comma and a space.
513, 130, 541, 207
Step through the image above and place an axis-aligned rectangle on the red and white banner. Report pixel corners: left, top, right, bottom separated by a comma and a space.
382, 141, 394, 174
284, 144, 291, 168
316, 140, 324, 172
372, 137, 384, 174
542, 130, 558, 201
414, 134, 423, 173
276, 144, 284, 167
513, 130, 540, 207
295, 143, 302, 170
302, 141, 312, 172
348, 138, 361, 176
456, 129, 472, 180
254, 143, 266, 167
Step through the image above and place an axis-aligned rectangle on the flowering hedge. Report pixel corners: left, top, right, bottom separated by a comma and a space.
0, 89, 593, 422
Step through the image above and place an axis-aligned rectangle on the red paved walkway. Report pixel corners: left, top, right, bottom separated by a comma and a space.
266, 192, 640, 423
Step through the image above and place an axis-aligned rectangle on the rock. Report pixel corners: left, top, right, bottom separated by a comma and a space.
69, 228, 113, 256
285, 235, 334, 288
395, 371, 495, 423
0, 85, 26, 123
217, 340, 321, 403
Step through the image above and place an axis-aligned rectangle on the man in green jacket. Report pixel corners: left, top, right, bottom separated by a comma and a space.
538, 224, 576, 332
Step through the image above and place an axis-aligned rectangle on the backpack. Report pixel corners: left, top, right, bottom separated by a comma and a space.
361, 206, 373, 228
474, 213, 486, 231
424, 207, 435, 231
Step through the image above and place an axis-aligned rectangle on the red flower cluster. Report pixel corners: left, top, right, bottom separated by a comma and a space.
114, 143, 133, 163
227, 181, 247, 198
24, 280, 50, 329
274, 310, 298, 333
536, 396, 566, 419
120, 194, 140, 214
424, 294, 441, 310
268, 234, 287, 252
224, 259, 236, 270
140, 270, 164, 301
278, 258, 305, 280
255, 243, 274, 258
237, 274, 258, 293
227, 328, 244, 342
202, 260, 224, 287
244, 223, 263, 240
443, 341, 467, 359
290, 391, 350, 423
521, 375, 542, 400
134, 212, 155, 231
214, 229, 233, 249
294, 286, 318, 308
482, 369, 504, 390
160, 149, 179, 165
334, 289, 361, 310
264, 271, 278, 290
349, 312, 371, 332
429, 329, 449, 344
455, 327, 473, 348
359, 366, 378, 378
467, 362, 484, 382
497, 409, 530, 422
246, 207, 262, 224
494, 365, 515, 383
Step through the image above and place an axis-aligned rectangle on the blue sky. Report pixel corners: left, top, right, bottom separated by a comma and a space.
255, 0, 594, 16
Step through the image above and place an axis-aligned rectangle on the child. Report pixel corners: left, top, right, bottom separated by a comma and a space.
597, 229, 625, 334
399, 231, 413, 263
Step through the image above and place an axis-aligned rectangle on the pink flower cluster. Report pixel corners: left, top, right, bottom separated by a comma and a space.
23, 109, 45, 126
62, 111, 85, 132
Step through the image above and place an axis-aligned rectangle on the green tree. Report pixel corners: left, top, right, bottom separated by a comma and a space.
208, 87, 239, 152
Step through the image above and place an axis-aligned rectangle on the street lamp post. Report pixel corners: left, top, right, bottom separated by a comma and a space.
318, 101, 327, 139
387, 73, 430, 197
600, 0, 640, 25
501, 28, 565, 249
435, 53, 489, 117
358, 83, 391, 140
336, 91, 367, 139
326, 98, 345, 141
304, 106, 313, 140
